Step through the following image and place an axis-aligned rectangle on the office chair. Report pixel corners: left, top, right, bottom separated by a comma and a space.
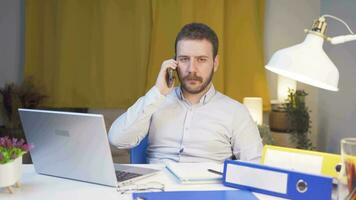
129, 135, 148, 164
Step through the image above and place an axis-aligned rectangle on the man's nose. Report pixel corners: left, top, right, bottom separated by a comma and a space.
188, 59, 198, 73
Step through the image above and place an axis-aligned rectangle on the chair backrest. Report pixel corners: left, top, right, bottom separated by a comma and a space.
129, 136, 148, 164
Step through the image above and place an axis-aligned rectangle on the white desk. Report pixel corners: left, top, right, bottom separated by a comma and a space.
0, 164, 284, 200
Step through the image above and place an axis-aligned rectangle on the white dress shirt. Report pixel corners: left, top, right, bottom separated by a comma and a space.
108, 85, 263, 163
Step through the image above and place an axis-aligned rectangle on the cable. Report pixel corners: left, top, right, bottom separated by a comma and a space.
322, 14, 354, 34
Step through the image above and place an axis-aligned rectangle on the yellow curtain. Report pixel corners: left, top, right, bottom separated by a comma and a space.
25, 0, 270, 110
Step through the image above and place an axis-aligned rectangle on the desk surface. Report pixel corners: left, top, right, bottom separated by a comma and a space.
0, 164, 284, 200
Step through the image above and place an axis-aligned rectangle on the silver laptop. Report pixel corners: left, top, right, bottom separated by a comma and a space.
18, 108, 160, 187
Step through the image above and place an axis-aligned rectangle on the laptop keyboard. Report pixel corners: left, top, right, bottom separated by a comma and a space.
115, 170, 142, 182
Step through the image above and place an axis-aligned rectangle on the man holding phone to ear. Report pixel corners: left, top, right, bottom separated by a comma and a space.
109, 23, 262, 163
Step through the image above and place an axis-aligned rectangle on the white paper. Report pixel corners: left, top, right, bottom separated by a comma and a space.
225, 163, 288, 194
264, 149, 323, 174
166, 162, 223, 183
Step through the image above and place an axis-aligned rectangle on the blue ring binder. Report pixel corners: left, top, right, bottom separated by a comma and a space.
222, 160, 333, 200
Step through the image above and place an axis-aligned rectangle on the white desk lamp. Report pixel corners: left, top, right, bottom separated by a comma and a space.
265, 15, 356, 91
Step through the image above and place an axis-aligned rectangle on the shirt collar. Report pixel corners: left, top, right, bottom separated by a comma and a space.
175, 84, 216, 105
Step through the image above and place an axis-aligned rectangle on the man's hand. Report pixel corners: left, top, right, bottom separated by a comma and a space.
155, 59, 178, 95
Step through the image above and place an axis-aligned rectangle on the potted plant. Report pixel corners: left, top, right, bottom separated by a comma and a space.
0, 136, 32, 193
0, 78, 46, 164
285, 89, 313, 150
0, 78, 46, 138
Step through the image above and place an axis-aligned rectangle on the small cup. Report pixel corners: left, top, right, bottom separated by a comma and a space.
339, 138, 356, 199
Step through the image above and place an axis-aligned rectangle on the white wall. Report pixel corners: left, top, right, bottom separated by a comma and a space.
318, 0, 356, 153
264, 0, 321, 148
0, 0, 23, 86
0, 0, 24, 125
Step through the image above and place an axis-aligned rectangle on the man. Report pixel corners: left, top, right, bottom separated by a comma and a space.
109, 23, 262, 163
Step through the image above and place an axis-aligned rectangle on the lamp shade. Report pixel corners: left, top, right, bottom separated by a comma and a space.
265, 33, 339, 91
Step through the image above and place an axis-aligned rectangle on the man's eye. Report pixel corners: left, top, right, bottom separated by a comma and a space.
180, 58, 189, 62
198, 58, 207, 62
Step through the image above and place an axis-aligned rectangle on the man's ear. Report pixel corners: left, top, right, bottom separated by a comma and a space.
213, 55, 219, 72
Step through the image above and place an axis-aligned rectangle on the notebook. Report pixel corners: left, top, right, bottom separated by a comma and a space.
132, 189, 258, 200
166, 162, 223, 184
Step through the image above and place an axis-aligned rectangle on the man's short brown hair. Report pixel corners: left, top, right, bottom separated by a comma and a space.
175, 23, 219, 58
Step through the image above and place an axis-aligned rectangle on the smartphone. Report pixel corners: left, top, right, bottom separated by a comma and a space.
166, 56, 177, 87
166, 68, 175, 88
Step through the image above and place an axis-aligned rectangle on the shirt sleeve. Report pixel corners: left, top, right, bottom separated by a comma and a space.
108, 86, 166, 148
231, 106, 263, 163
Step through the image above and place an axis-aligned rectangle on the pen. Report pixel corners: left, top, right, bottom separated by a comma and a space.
207, 169, 223, 176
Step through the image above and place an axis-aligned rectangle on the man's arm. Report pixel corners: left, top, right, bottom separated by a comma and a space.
108, 86, 165, 148
231, 107, 263, 163
108, 58, 178, 148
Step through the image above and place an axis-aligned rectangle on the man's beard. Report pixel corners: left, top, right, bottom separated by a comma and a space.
178, 67, 214, 94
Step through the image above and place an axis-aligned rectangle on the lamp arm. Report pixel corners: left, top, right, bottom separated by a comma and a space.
319, 15, 356, 44
329, 34, 356, 45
